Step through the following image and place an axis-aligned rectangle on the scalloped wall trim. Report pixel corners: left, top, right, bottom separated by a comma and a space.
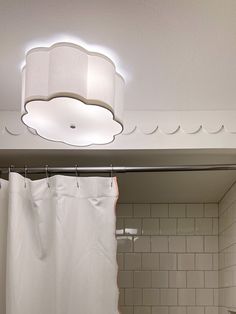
3, 123, 234, 136
122, 110, 236, 135
2, 110, 236, 136
1, 110, 236, 149
122, 124, 228, 135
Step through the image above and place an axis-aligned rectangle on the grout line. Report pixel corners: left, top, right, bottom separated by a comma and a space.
117, 203, 223, 313
203, 270, 205, 289
218, 180, 236, 204
219, 215, 236, 234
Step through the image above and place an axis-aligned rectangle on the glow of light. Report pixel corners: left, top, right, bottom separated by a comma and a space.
20, 34, 130, 81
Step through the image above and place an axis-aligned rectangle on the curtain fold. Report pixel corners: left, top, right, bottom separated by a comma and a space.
0, 173, 119, 314
0, 180, 8, 314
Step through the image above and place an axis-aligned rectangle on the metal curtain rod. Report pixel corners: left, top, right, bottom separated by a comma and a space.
1, 164, 236, 174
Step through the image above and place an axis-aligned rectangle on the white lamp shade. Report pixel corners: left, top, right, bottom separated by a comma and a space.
21, 43, 124, 146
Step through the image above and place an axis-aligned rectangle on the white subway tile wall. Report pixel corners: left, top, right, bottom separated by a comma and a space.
219, 182, 236, 314
117, 203, 219, 314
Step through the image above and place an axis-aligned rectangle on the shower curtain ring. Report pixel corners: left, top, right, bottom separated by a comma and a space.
110, 164, 113, 187
75, 164, 80, 188
45, 165, 50, 188
8, 165, 14, 176
7, 165, 13, 182
24, 165, 27, 188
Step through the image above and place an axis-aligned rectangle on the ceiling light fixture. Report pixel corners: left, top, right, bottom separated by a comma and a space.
21, 42, 124, 146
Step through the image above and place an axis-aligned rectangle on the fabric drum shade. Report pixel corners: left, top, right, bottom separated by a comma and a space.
21, 43, 124, 146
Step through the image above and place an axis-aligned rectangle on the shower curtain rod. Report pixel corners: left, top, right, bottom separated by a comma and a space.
1, 164, 236, 174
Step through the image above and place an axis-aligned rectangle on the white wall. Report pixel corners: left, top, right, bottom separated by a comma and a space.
116, 203, 219, 314
219, 182, 236, 314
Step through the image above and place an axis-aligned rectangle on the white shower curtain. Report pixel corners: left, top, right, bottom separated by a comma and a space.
0, 173, 119, 314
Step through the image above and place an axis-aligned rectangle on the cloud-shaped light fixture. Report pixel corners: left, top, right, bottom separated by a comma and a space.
21, 42, 124, 146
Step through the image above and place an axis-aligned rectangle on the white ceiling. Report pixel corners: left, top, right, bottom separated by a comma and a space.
1, 0, 236, 111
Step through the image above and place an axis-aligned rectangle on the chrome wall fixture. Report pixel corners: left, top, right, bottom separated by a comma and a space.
1, 164, 236, 175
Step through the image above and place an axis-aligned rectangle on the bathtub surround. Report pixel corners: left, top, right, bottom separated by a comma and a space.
116, 203, 219, 314
219, 182, 236, 314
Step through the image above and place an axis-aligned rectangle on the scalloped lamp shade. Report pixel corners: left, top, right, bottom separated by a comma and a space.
21, 43, 124, 146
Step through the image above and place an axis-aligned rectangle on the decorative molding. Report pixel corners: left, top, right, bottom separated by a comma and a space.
1, 110, 236, 149
122, 110, 236, 135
